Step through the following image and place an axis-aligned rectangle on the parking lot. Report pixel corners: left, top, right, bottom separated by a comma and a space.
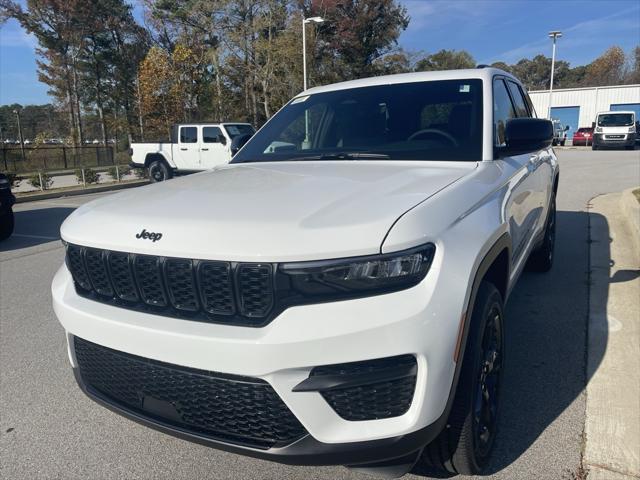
1, 149, 639, 480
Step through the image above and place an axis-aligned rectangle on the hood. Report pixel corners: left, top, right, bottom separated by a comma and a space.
61, 161, 476, 261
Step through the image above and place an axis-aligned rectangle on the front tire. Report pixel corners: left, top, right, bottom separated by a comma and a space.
416, 281, 504, 475
148, 159, 172, 183
0, 209, 15, 241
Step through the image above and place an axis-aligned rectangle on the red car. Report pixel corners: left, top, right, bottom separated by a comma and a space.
572, 127, 594, 146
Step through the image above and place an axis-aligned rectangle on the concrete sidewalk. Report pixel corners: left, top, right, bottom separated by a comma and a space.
586, 191, 640, 479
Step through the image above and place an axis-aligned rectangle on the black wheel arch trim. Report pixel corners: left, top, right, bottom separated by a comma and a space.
444, 233, 511, 428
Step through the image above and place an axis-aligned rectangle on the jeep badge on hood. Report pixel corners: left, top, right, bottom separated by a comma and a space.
135, 229, 162, 242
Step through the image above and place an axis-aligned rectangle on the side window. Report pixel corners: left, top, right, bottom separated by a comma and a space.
493, 79, 516, 146
507, 81, 530, 118
203, 126, 223, 143
180, 126, 198, 143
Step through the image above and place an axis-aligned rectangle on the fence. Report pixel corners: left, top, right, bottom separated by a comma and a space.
1, 145, 125, 173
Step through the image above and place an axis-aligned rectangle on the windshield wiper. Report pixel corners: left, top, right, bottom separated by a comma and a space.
287, 152, 391, 161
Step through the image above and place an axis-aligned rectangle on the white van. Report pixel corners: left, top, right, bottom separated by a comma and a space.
592, 111, 637, 150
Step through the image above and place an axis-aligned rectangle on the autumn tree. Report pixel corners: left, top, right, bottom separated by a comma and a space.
582, 46, 627, 87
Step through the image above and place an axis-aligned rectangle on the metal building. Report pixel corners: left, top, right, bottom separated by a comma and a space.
529, 84, 640, 137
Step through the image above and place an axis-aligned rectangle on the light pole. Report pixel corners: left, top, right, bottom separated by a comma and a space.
13, 109, 26, 163
302, 16, 325, 91
547, 30, 562, 119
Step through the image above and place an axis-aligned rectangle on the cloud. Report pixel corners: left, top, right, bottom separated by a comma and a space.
486, 5, 640, 64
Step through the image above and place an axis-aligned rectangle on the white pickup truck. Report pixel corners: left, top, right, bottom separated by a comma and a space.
129, 123, 255, 182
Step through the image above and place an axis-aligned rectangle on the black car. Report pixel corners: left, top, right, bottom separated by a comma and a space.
0, 173, 16, 240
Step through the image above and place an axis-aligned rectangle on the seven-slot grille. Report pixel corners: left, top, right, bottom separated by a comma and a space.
73, 336, 307, 449
66, 244, 274, 326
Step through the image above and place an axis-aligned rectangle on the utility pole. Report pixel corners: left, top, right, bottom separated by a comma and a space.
547, 31, 562, 119
13, 109, 26, 163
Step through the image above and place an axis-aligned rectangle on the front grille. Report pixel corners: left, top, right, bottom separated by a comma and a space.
312, 355, 417, 421
74, 337, 307, 449
66, 244, 275, 326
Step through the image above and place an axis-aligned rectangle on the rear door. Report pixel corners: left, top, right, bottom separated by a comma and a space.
494, 78, 543, 269
200, 126, 230, 168
176, 125, 201, 169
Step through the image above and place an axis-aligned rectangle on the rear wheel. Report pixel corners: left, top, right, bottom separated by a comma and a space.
560, 139, 566, 146
0, 209, 15, 241
415, 281, 504, 476
592, 144, 598, 150
527, 194, 556, 272
148, 159, 172, 183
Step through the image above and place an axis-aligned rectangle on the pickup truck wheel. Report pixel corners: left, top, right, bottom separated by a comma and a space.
526, 194, 556, 272
592, 144, 598, 150
560, 139, 566, 146
415, 281, 504, 476
148, 160, 172, 183
0, 209, 15, 241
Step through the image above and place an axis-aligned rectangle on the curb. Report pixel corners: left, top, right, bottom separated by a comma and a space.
621, 187, 640, 246
14, 180, 149, 203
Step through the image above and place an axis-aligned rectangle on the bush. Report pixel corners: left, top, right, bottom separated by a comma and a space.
75, 168, 99, 185
107, 165, 130, 180
27, 171, 53, 190
133, 167, 148, 179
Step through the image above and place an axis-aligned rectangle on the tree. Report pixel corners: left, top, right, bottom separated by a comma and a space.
582, 46, 627, 87
415, 49, 475, 72
310, 0, 409, 82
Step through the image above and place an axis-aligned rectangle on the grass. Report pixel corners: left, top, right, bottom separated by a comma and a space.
633, 188, 640, 204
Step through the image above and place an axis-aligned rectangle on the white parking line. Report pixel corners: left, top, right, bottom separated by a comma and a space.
12, 233, 60, 241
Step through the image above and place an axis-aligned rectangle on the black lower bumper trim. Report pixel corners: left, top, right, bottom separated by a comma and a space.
72, 366, 444, 466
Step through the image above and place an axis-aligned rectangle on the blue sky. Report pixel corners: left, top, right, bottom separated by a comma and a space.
1, 0, 639, 105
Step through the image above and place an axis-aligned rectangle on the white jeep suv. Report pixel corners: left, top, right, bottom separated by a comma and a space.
52, 68, 558, 477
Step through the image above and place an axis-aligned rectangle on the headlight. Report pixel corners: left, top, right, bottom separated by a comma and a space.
280, 244, 435, 301
629, 126, 636, 133
595, 127, 603, 133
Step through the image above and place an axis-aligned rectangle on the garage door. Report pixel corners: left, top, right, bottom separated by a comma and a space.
610, 103, 640, 119
550, 106, 580, 142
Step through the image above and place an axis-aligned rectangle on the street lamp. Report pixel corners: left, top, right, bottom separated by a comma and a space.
302, 16, 325, 91
547, 31, 562, 119
13, 109, 26, 163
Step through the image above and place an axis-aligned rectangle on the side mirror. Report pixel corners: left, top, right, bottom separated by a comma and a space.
217, 134, 227, 145
230, 133, 252, 156
502, 118, 553, 156
564, 125, 570, 131
592, 121, 596, 129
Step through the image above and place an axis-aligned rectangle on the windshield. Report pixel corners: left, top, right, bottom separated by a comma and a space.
597, 113, 634, 127
224, 124, 255, 139
232, 79, 483, 163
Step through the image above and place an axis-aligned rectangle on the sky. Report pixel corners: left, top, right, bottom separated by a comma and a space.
0, 0, 639, 105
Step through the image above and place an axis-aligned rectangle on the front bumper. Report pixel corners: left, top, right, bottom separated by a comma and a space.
0, 191, 15, 215
593, 133, 636, 147
52, 247, 462, 463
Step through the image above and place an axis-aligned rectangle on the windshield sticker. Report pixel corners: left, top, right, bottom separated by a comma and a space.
459, 84, 470, 93
291, 95, 310, 104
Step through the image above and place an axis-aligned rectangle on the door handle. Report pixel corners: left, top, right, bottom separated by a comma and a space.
180, 147, 187, 151
201, 148, 209, 151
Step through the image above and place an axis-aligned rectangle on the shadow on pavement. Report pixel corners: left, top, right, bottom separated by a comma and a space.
0, 207, 74, 252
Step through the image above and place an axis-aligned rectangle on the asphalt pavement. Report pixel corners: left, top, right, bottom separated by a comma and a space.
1, 148, 639, 480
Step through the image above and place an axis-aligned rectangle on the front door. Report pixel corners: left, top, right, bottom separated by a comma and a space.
177, 125, 201, 169
494, 78, 542, 270
200, 126, 229, 169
